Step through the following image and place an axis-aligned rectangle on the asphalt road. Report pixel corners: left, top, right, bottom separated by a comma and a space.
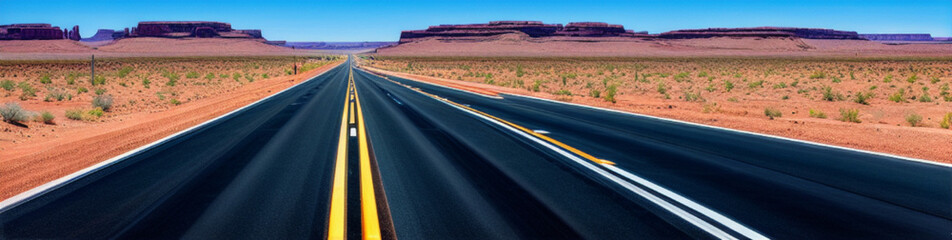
1, 56, 950, 239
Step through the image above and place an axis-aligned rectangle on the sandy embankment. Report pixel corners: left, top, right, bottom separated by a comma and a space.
360, 66, 952, 164
0, 38, 334, 60
0, 61, 343, 200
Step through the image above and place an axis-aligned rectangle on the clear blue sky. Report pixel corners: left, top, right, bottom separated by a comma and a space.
2, 0, 949, 41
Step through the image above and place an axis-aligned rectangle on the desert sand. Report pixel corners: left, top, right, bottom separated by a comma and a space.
0, 38, 332, 60
376, 33, 952, 57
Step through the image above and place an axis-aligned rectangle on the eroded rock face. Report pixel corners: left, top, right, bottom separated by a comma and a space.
69, 26, 81, 41
860, 34, 934, 41
398, 22, 866, 43
0, 24, 66, 40
658, 27, 863, 40
132, 21, 263, 39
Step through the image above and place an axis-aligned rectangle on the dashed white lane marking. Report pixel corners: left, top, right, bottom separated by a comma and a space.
350, 128, 357, 137
533, 130, 550, 134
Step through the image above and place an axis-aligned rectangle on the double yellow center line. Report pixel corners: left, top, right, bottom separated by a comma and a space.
328, 68, 383, 240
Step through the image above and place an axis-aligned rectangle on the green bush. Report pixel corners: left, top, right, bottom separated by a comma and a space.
0, 102, 31, 123
888, 89, 905, 103
39, 111, 55, 124
92, 75, 106, 85
117, 66, 134, 78
95, 88, 107, 95
0, 80, 14, 91
77, 86, 88, 94
853, 92, 872, 105
92, 94, 114, 111
821, 86, 843, 101
940, 112, 951, 129
764, 107, 782, 119
554, 89, 572, 96
186, 71, 200, 79
45, 89, 69, 101
233, 72, 241, 82
906, 74, 918, 84
809, 109, 827, 119
747, 80, 764, 89
656, 82, 667, 94
883, 74, 893, 83
839, 108, 861, 123
205, 73, 215, 81
87, 107, 104, 118
683, 91, 702, 102
724, 80, 734, 92
40, 75, 52, 84
142, 77, 151, 89
905, 113, 922, 127
604, 84, 617, 103
809, 71, 826, 79
170, 98, 182, 105
66, 72, 77, 85
589, 88, 600, 98
18, 82, 36, 100
65, 109, 83, 120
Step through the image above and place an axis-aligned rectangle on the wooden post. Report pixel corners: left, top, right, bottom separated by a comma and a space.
294, 64, 297, 75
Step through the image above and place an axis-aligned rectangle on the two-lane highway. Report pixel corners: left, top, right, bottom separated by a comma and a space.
2, 55, 950, 239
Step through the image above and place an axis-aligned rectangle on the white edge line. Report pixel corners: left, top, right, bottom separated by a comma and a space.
379, 73, 751, 240
502, 94, 952, 168
603, 165, 769, 240
0, 62, 343, 212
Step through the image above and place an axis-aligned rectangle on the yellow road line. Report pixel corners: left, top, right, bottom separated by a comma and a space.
354, 77, 383, 240
383, 77, 614, 165
327, 79, 352, 240
349, 102, 355, 124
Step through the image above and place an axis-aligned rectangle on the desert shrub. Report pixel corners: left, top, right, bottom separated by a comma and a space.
515, 65, 525, 77
262, 73, 269, 79
554, 89, 572, 96
18, 82, 36, 100
821, 86, 843, 101
40, 75, 52, 84
77, 86, 88, 94
170, 98, 182, 105
0, 102, 31, 123
162, 71, 179, 86
906, 74, 918, 84
705, 83, 716, 92
809, 109, 827, 119
683, 91, 703, 102
883, 74, 893, 83
831, 76, 842, 83
905, 113, 922, 127
95, 88, 107, 95
940, 113, 951, 129
772, 82, 787, 89
809, 71, 826, 79
589, 88, 600, 98
244, 73, 255, 82
839, 108, 861, 123
853, 92, 872, 105
0, 80, 14, 91
65, 109, 83, 120
888, 88, 905, 103
604, 84, 617, 103
87, 107, 104, 118
38, 111, 55, 124
142, 77, 151, 89
117, 66, 134, 78
233, 72, 241, 81
205, 73, 215, 81
530, 80, 541, 92
92, 75, 106, 85
724, 80, 734, 92
45, 89, 69, 102
92, 94, 114, 111
673, 72, 690, 82
747, 80, 764, 89
66, 72, 77, 85
656, 82, 667, 94
702, 103, 719, 113
918, 87, 932, 102
931, 76, 940, 84
764, 107, 782, 119
186, 71, 200, 79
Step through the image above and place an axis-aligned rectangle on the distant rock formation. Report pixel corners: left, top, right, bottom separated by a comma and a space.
0, 23, 66, 40
860, 34, 933, 41
398, 22, 866, 43
68, 25, 81, 41
131, 21, 263, 39
285, 41, 398, 50
658, 27, 863, 40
